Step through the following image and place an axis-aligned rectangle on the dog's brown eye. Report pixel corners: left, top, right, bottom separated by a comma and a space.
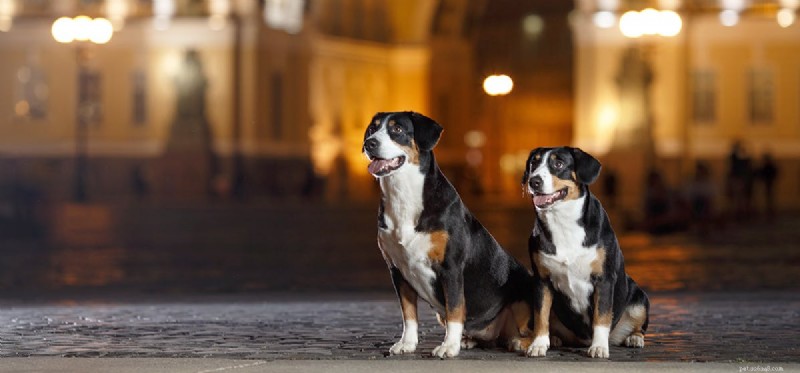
554, 160, 565, 169
391, 126, 403, 134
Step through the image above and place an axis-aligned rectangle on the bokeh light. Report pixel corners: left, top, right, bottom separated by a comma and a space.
483, 74, 513, 96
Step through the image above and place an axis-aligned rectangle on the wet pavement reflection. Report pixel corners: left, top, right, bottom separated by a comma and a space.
0, 204, 798, 295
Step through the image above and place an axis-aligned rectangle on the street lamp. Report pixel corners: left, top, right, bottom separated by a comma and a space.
482, 74, 513, 196
52, 16, 113, 202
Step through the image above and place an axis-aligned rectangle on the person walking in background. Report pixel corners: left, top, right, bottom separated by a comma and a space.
726, 140, 754, 222
757, 151, 779, 221
686, 161, 716, 234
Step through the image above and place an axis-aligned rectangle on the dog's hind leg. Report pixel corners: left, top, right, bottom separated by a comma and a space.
609, 286, 649, 348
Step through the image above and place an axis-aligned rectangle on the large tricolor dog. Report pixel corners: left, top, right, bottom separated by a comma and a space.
363, 111, 537, 358
521, 146, 649, 359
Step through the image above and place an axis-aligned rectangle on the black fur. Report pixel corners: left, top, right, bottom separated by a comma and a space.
366, 111, 536, 335
523, 146, 649, 348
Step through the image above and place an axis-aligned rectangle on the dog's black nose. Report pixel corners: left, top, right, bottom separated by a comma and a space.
364, 138, 379, 152
529, 176, 543, 191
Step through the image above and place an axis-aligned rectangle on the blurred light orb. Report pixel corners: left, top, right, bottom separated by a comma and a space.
593, 11, 616, 29
777, 8, 796, 28
719, 10, 739, 26
619, 11, 644, 38
658, 10, 682, 36
52, 16, 76, 43
72, 15, 92, 41
464, 130, 487, 148
620, 9, 682, 38
523, 14, 545, 36
721, 0, 747, 12
89, 18, 113, 44
53, 16, 114, 44
483, 74, 513, 96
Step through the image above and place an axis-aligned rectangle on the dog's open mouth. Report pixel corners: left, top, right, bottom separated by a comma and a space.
532, 188, 568, 208
368, 156, 406, 176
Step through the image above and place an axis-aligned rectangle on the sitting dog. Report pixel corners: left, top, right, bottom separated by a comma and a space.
521, 146, 649, 359
363, 111, 537, 358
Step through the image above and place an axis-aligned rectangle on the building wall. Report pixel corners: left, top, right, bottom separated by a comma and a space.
573, 9, 800, 214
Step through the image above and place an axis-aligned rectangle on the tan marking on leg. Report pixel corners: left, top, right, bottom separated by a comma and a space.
610, 304, 647, 346
532, 252, 550, 277
591, 247, 606, 276
533, 287, 552, 338
427, 230, 449, 263
510, 301, 532, 335
593, 290, 612, 327
446, 297, 466, 323
398, 281, 418, 322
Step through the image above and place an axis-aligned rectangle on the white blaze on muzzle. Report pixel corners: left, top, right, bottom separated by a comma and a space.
364, 120, 408, 177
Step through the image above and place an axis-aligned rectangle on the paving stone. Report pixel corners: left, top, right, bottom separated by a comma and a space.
0, 292, 798, 362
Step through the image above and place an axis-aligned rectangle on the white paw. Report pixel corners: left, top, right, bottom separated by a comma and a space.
460, 336, 477, 350
624, 334, 645, 348
432, 341, 461, 358
588, 345, 609, 358
550, 335, 563, 347
526, 336, 550, 357
509, 337, 528, 352
389, 339, 417, 355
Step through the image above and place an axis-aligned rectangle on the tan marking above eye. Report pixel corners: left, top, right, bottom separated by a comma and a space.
373, 119, 380, 125
388, 120, 396, 126
535, 154, 541, 160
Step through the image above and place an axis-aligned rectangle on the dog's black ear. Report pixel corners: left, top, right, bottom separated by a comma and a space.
409, 112, 443, 152
570, 147, 602, 185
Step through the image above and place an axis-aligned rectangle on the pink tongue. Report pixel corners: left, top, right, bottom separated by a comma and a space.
368, 159, 389, 174
533, 194, 550, 206
368, 157, 403, 174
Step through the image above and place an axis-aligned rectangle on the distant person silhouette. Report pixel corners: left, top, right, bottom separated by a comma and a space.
757, 152, 779, 220
726, 141, 753, 221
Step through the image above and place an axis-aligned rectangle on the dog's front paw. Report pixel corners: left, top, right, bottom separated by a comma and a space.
389, 339, 417, 355
432, 341, 461, 358
526, 336, 550, 357
587, 344, 609, 358
624, 334, 645, 348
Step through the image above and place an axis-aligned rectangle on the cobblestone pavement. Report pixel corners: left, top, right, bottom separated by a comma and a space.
0, 291, 797, 362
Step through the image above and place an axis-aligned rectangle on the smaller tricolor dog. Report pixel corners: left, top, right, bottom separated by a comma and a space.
363, 111, 537, 358
521, 146, 649, 359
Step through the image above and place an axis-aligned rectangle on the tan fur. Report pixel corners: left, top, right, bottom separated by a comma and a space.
398, 281, 418, 321
510, 301, 533, 335
552, 175, 580, 201
533, 286, 552, 338
591, 247, 606, 275
427, 230, 449, 263
593, 290, 612, 327
447, 299, 466, 323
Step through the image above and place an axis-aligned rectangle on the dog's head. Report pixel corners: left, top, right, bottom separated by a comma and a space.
521, 147, 601, 210
362, 111, 443, 178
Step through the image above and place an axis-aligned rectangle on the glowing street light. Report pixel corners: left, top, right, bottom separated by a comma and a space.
619, 8, 682, 38
483, 74, 514, 96
51, 15, 114, 202
51, 16, 114, 45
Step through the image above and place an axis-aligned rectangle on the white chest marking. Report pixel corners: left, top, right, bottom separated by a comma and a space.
378, 165, 444, 313
539, 196, 596, 317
